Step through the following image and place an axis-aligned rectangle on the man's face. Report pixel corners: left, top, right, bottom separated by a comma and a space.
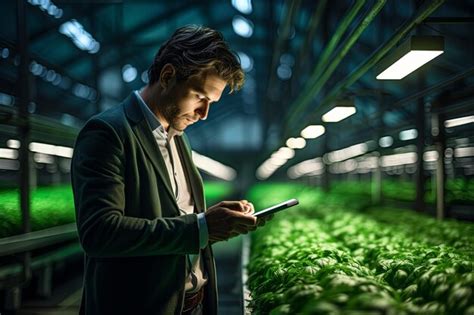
160, 70, 227, 132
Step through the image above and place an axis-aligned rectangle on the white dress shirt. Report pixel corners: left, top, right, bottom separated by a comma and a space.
134, 91, 208, 294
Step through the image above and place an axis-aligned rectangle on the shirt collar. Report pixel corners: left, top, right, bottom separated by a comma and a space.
134, 90, 183, 141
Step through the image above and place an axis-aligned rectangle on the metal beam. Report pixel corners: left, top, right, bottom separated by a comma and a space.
0, 37, 96, 95
291, 0, 446, 138
285, 0, 385, 133
0, 224, 78, 257
423, 17, 474, 24
59, 0, 201, 70
96, 31, 268, 74
291, 0, 327, 92
29, 4, 93, 42
265, 0, 302, 99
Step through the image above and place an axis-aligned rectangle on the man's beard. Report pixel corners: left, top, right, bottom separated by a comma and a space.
161, 102, 182, 131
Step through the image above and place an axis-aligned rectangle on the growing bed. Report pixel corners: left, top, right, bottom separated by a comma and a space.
245, 183, 474, 314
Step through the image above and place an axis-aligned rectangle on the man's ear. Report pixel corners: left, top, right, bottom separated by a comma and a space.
159, 63, 176, 90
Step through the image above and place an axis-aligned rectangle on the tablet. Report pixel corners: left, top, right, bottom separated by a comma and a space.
253, 198, 299, 218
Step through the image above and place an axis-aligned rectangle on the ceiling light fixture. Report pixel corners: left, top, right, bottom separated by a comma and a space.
376, 36, 444, 80
301, 125, 325, 139
322, 106, 357, 122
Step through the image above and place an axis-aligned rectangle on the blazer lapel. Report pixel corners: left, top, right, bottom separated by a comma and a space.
123, 94, 178, 212
175, 136, 206, 212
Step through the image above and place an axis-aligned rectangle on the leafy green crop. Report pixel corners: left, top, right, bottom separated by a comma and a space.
0, 185, 76, 238
246, 183, 474, 315
328, 178, 474, 204
204, 181, 234, 206
0, 182, 232, 238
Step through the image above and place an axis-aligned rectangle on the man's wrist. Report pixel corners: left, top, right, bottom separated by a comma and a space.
196, 213, 209, 248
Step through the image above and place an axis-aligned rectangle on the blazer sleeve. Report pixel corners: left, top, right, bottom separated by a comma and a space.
71, 118, 200, 258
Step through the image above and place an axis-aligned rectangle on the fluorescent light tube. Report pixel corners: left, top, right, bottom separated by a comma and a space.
301, 125, 325, 139
444, 115, 474, 128
399, 129, 418, 141
322, 106, 356, 122
376, 36, 444, 80
286, 137, 306, 149
377, 50, 443, 80
192, 151, 236, 181
0, 148, 18, 159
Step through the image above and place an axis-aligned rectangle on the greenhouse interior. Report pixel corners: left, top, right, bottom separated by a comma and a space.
0, 0, 473, 314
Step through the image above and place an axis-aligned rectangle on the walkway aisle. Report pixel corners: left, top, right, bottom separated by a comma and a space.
13, 237, 245, 315
213, 236, 245, 315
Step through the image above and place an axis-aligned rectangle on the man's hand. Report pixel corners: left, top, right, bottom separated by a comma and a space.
240, 200, 274, 227
205, 200, 257, 244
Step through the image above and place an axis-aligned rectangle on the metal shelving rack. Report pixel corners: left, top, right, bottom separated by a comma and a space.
0, 2, 82, 311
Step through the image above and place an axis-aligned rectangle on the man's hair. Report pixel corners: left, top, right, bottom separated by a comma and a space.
147, 25, 245, 93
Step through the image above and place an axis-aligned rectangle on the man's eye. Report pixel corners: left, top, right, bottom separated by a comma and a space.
196, 94, 205, 100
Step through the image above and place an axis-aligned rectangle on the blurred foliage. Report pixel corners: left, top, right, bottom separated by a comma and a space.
0, 181, 234, 238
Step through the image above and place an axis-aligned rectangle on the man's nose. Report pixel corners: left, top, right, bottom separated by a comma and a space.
197, 101, 210, 120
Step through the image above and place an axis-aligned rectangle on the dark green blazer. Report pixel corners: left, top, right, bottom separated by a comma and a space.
71, 94, 218, 315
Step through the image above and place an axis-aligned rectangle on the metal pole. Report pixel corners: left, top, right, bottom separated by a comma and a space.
431, 97, 446, 219
91, 5, 101, 113
373, 153, 382, 204
322, 132, 330, 192
17, 0, 32, 292
415, 77, 426, 213
373, 92, 385, 205
265, 0, 301, 101
423, 17, 474, 24
291, 0, 327, 96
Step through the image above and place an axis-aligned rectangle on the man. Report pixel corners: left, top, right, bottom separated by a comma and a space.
71, 25, 268, 315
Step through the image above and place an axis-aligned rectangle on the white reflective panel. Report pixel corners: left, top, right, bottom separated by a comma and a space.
256, 162, 278, 180
287, 158, 323, 179
454, 147, 474, 158
29, 142, 56, 155
286, 137, 306, 149
399, 129, 418, 141
231, 0, 252, 14
381, 152, 417, 167
277, 64, 292, 80
327, 143, 368, 163
237, 51, 254, 72
7, 139, 20, 149
192, 151, 236, 181
34, 153, 54, 164
1, 48, 10, 59
378, 136, 393, 148
322, 106, 356, 122
273, 147, 295, 159
141, 70, 149, 84
232, 16, 253, 38
0, 148, 18, 159
28, 0, 63, 19
444, 115, 474, 128
423, 150, 438, 162
59, 19, 100, 53
0, 159, 19, 170
377, 50, 444, 80
0, 92, 15, 106
55, 146, 74, 158
301, 125, 325, 139
356, 156, 379, 170
269, 156, 288, 166
122, 64, 137, 83
29, 142, 74, 158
